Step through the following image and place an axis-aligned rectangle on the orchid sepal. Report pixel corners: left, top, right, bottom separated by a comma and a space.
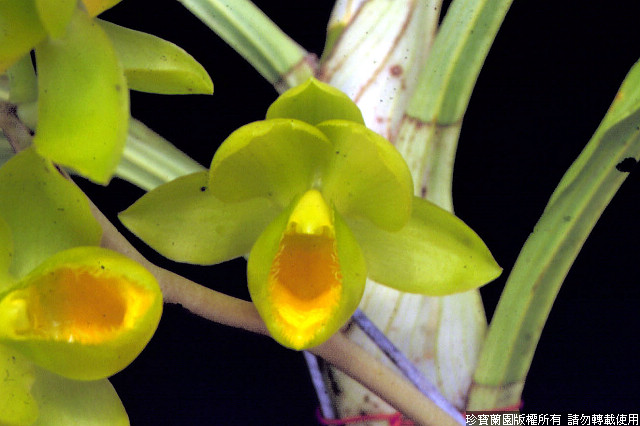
119, 171, 280, 265
348, 196, 502, 295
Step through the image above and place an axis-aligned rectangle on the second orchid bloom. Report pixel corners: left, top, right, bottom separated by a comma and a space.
121, 78, 501, 350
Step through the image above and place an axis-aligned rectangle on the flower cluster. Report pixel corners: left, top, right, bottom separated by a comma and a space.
121, 78, 501, 350
1, 0, 212, 183
0, 149, 162, 425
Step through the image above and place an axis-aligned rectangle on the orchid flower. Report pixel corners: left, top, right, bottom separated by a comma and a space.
0, 148, 162, 424
121, 78, 501, 350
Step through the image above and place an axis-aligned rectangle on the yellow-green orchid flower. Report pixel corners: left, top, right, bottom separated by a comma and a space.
0, 148, 162, 425
1, 0, 213, 184
120, 78, 501, 350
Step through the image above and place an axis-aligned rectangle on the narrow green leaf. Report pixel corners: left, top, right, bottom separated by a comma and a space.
177, 0, 313, 89
407, 0, 513, 124
34, 8, 129, 184
98, 20, 213, 95
120, 171, 280, 265
396, 0, 512, 207
116, 118, 206, 191
32, 369, 128, 426
348, 196, 501, 296
0, 0, 47, 73
468, 60, 640, 410
0, 149, 102, 279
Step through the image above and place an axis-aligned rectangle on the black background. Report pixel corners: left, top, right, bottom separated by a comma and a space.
85, 1, 640, 424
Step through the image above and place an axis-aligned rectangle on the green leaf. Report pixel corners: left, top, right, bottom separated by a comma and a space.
116, 118, 206, 191
35, 0, 76, 39
177, 0, 312, 89
98, 20, 213, 95
0, 149, 102, 280
0, 0, 47, 73
0, 247, 162, 381
34, 8, 129, 184
468, 60, 640, 410
120, 171, 279, 264
247, 191, 366, 350
0, 345, 38, 426
348, 196, 501, 295
266, 78, 364, 126
407, 0, 513, 124
317, 120, 414, 231
32, 369, 128, 425
209, 119, 333, 208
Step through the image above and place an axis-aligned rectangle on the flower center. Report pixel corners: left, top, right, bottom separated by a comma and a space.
2, 266, 151, 344
268, 190, 342, 348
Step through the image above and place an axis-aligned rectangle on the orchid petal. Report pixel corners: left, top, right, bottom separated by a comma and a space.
35, 0, 76, 39
31, 369, 128, 425
0, 345, 38, 426
0, 149, 102, 280
34, 8, 129, 184
209, 119, 332, 208
81, 0, 123, 17
318, 120, 413, 231
0, 0, 46, 73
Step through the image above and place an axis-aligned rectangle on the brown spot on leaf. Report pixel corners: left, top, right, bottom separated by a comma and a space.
390, 64, 403, 77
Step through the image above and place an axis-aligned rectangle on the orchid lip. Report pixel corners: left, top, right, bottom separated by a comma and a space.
267, 190, 343, 349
